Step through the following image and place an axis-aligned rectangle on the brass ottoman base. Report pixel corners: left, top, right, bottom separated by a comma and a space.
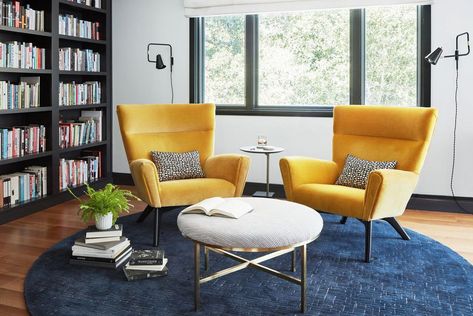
193, 242, 309, 313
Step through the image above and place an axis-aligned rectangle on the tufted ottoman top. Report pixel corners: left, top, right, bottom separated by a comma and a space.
177, 197, 323, 249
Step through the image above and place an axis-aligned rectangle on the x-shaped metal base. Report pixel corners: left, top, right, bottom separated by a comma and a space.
194, 242, 308, 313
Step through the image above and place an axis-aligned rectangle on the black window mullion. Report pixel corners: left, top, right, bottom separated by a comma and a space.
350, 9, 365, 105
417, 5, 431, 107
245, 15, 258, 110
190, 17, 204, 103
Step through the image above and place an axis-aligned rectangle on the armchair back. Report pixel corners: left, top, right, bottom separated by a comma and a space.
117, 103, 215, 165
333, 105, 437, 174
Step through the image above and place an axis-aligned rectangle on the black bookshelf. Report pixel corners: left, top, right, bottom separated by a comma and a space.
0, 0, 112, 224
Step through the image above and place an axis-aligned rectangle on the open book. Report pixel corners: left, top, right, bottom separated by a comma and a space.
181, 197, 253, 219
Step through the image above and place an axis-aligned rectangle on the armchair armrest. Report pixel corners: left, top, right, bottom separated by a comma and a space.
203, 154, 250, 197
129, 159, 162, 208
279, 157, 339, 201
363, 169, 419, 221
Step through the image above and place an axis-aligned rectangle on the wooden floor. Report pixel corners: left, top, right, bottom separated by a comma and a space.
0, 193, 471, 315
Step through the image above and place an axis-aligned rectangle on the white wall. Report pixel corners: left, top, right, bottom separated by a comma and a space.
113, 0, 473, 197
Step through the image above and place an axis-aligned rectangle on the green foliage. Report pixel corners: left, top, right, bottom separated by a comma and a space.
204, 5, 418, 107
69, 183, 137, 224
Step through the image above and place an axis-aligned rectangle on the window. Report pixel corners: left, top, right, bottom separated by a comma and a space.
204, 16, 245, 105
259, 10, 350, 106
191, 5, 431, 116
365, 5, 418, 105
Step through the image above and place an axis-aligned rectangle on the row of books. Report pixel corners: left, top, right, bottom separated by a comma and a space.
0, 41, 46, 69
70, 225, 132, 269
0, 1, 45, 31
67, 0, 102, 9
0, 165, 47, 208
59, 14, 101, 40
59, 110, 102, 148
0, 124, 46, 159
0, 77, 40, 109
59, 154, 101, 190
59, 47, 100, 72
70, 224, 168, 280
59, 81, 101, 106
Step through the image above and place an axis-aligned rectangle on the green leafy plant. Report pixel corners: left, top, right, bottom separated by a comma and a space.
69, 183, 137, 224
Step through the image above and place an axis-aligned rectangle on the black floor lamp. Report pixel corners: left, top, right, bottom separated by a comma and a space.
425, 32, 471, 212
147, 43, 175, 103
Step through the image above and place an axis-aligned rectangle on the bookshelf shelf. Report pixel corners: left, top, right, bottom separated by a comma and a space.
59, 141, 107, 154
0, 68, 52, 74
0, 151, 52, 166
58, 34, 106, 45
59, 71, 107, 76
0, 25, 52, 37
59, 0, 107, 14
0, 107, 53, 115
0, 0, 112, 224
59, 103, 107, 111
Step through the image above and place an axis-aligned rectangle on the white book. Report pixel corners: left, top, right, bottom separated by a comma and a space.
181, 197, 253, 219
73, 245, 132, 259
72, 240, 130, 255
9, 175, 19, 205
125, 258, 168, 271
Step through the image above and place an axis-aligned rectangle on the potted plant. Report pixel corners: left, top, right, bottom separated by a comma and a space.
69, 183, 136, 230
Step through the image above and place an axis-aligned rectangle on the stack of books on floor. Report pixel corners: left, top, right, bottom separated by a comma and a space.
123, 249, 168, 281
70, 224, 132, 268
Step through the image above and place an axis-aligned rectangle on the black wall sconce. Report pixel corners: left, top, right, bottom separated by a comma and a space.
147, 43, 174, 103
425, 32, 470, 69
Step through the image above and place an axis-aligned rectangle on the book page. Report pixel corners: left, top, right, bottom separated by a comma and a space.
181, 197, 225, 215
210, 199, 253, 219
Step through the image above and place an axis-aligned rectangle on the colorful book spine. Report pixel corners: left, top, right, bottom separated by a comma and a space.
59, 81, 101, 106
58, 48, 100, 72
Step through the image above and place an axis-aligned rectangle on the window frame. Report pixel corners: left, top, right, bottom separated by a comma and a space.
190, 6, 431, 117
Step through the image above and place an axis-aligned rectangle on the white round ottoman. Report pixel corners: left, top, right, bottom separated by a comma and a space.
177, 197, 323, 313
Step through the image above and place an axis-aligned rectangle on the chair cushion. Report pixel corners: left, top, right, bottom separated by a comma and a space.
335, 154, 396, 189
293, 183, 365, 218
151, 150, 205, 182
159, 178, 236, 207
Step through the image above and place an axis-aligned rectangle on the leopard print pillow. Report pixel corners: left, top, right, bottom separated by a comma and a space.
151, 150, 205, 182
335, 154, 397, 189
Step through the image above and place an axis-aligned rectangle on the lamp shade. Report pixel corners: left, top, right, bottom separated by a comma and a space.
425, 47, 443, 65
156, 54, 166, 69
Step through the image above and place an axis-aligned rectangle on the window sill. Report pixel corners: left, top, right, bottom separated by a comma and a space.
216, 106, 334, 117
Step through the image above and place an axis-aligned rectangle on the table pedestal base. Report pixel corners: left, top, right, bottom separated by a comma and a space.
252, 191, 275, 198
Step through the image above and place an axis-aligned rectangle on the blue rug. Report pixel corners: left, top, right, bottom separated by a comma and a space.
25, 210, 473, 315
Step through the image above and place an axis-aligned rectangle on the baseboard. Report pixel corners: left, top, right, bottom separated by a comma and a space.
112, 173, 472, 214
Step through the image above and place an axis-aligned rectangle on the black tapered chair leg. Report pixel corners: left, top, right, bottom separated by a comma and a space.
153, 208, 163, 247
137, 205, 154, 223
340, 216, 348, 224
364, 221, 372, 263
384, 217, 410, 240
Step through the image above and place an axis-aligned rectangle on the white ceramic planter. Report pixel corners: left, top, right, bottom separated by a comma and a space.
95, 212, 113, 230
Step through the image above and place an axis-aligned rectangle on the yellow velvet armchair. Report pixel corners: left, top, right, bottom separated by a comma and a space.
117, 103, 250, 246
280, 105, 437, 262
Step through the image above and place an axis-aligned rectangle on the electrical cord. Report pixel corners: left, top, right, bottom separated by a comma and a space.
450, 67, 470, 213
170, 69, 174, 104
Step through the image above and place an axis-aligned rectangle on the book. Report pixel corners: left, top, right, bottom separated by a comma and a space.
84, 236, 120, 244
73, 236, 128, 251
123, 266, 168, 281
85, 224, 122, 238
72, 245, 132, 263
129, 249, 165, 266
181, 197, 253, 219
125, 258, 168, 271
70, 251, 131, 269
73, 239, 130, 255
